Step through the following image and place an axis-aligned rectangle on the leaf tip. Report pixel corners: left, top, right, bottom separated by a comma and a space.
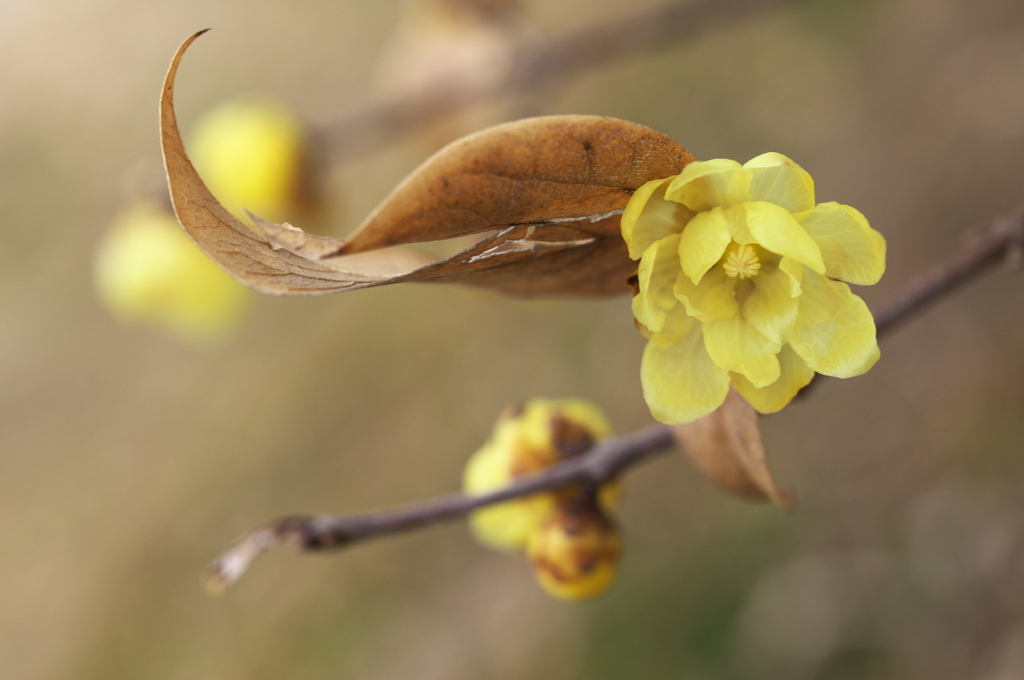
777, 489, 797, 513
672, 389, 794, 509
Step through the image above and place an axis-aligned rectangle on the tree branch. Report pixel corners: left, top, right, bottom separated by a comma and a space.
206, 205, 1024, 594
872, 205, 1024, 336
205, 425, 674, 592
321, 0, 779, 158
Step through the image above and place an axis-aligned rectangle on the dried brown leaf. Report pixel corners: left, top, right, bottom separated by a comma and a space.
160, 30, 694, 297
672, 390, 794, 510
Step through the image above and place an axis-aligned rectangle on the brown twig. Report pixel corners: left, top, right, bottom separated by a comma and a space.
321, 0, 779, 158
205, 425, 674, 592
872, 205, 1024, 336
206, 206, 1024, 593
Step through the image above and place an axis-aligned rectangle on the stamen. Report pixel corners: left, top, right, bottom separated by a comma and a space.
722, 243, 762, 279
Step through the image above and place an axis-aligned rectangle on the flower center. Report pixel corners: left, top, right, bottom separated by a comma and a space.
722, 243, 761, 279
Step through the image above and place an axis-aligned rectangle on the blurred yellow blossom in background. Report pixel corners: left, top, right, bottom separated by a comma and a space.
93, 202, 249, 343
94, 97, 318, 342
623, 153, 886, 424
188, 96, 312, 223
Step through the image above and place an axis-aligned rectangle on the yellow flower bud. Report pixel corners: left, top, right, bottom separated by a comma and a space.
527, 503, 621, 601
463, 399, 612, 551
94, 202, 249, 342
463, 432, 556, 552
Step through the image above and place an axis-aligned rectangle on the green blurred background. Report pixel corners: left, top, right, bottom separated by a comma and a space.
3, 0, 1024, 678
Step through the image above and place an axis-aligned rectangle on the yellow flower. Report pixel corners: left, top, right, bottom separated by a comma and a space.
462, 398, 612, 551
94, 202, 249, 342
622, 153, 886, 424
188, 97, 312, 223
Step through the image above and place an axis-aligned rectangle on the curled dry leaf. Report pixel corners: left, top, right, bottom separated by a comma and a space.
672, 389, 794, 510
160, 30, 694, 297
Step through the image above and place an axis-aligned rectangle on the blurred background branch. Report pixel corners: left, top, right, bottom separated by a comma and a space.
873, 204, 1024, 336
209, 202, 1024, 590
323, 0, 779, 157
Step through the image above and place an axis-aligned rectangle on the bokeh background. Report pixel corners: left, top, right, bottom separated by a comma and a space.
3, 0, 1024, 678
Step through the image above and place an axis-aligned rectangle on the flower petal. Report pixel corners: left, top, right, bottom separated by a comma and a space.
796, 202, 886, 285
674, 264, 739, 321
632, 234, 681, 333
470, 493, 556, 552
789, 271, 880, 378
621, 176, 694, 260
744, 152, 816, 213
779, 256, 803, 297
731, 344, 815, 413
703, 316, 782, 388
742, 201, 826, 274
665, 159, 752, 212
641, 308, 730, 424
678, 207, 732, 284
464, 428, 555, 551
742, 258, 800, 345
